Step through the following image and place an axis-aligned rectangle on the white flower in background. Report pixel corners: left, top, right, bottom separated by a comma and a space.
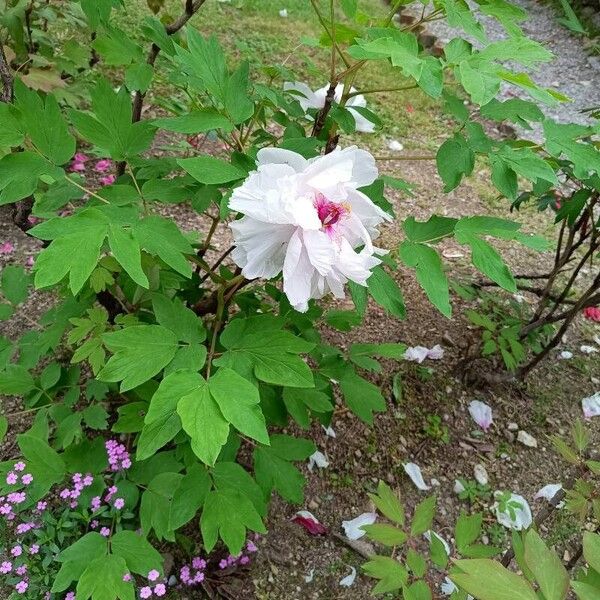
468, 400, 493, 432
404, 344, 444, 363
230, 146, 390, 312
387, 139, 404, 152
284, 82, 376, 132
493, 492, 532, 530
424, 530, 451, 556
307, 450, 329, 471
341, 512, 376, 540
534, 483, 563, 507
279, 8, 288, 17
339, 566, 357, 587
403, 462, 431, 491
582, 392, 600, 418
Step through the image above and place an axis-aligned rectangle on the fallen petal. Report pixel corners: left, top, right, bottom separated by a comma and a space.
307, 450, 329, 472
468, 400, 493, 432
403, 463, 431, 491
387, 140, 404, 152
427, 344, 444, 360
0, 242, 15, 255
580, 345, 598, 354
494, 492, 532, 530
304, 568, 314, 583
339, 566, 356, 587
342, 512, 376, 540
279, 8, 288, 17
322, 425, 336, 438
453, 479, 465, 494
404, 346, 430, 363
534, 483, 562, 502
292, 511, 327, 535
582, 392, 600, 419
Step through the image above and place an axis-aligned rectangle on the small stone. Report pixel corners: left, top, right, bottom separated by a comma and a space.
504, 430, 515, 443
507, 422, 518, 431
474, 464, 489, 486
481, 535, 489, 545
354, 449, 362, 458
308, 499, 319, 510
430, 478, 441, 487
517, 431, 538, 448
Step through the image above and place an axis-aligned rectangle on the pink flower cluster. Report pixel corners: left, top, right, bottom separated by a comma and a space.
217, 538, 259, 571
139, 570, 166, 598
59, 473, 94, 508
180, 556, 207, 586
106, 439, 132, 471
0, 241, 15, 255
1, 462, 33, 520
68, 153, 115, 185
584, 306, 600, 322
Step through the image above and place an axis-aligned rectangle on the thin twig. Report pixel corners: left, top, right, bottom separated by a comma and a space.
0, 43, 14, 102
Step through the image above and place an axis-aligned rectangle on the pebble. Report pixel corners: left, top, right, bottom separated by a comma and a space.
517, 431, 538, 448
474, 464, 489, 486
507, 422, 519, 431
308, 499, 319, 510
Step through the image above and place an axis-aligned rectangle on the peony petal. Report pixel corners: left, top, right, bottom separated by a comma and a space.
454, 479, 466, 494
339, 566, 357, 587
534, 483, 562, 502
427, 344, 444, 360
403, 463, 431, 491
347, 107, 376, 133
341, 512, 376, 540
494, 492, 532, 530
307, 450, 329, 472
582, 392, 600, 419
559, 350, 573, 360
424, 530, 450, 556
292, 511, 327, 535
256, 146, 308, 173
473, 464, 488, 486
580, 345, 598, 354
404, 346, 430, 363
304, 568, 315, 583
387, 140, 404, 152
322, 425, 336, 438
468, 400, 493, 432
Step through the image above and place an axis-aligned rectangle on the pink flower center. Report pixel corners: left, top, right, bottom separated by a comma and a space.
314, 194, 349, 233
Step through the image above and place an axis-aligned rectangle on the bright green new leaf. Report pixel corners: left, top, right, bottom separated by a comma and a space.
99, 325, 179, 392
368, 481, 405, 525
544, 120, 600, 179
523, 529, 569, 600
200, 489, 266, 555
583, 532, 600, 574
178, 156, 247, 185
151, 295, 205, 344
459, 61, 501, 106
455, 512, 483, 551
17, 434, 66, 494
436, 133, 475, 192
362, 524, 407, 546
77, 555, 134, 600
53, 532, 107, 593
209, 367, 269, 444
108, 225, 149, 288
0, 364, 35, 395
362, 555, 408, 594
411, 495, 437, 536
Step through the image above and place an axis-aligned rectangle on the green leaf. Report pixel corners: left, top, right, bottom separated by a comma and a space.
455, 512, 483, 551
523, 529, 569, 600
362, 524, 407, 546
169, 464, 211, 530
571, 582, 600, 600
139, 471, 183, 541
53, 532, 107, 593
153, 110, 233, 133
111, 530, 163, 577
151, 294, 206, 344
224, 61, 254, 124
436, 133, 474, 192
339, 369, 386, 424
340, 0, 358, 18
493, 145, 558, 186
0, 364, 36, 394
212, 461, 267, 518
441, 0, 487, 43
411, 495, 436, 536
200, 489, 266, 555
0, 416, 7, 443
98, 325, 179, 392
460, 234, 516, 292
368, 481, 405, 525
459, 61, 500, 106
500, 71, 569, 106
2, 265, 30, 305
362, 555, 408, 594
92, 25, 143, 65
479, 37, 553, 67
177, 375, 229, 465
403, 216, 457, 243
77, 555, 134, 600
209, 367, 269, 444
406, 549, 427, 577
17, 434, 66, 498
480, 98, 544, 128
544, 120, 600, 179
178, 156, 246, 185
215, 317, 315, 388
0, 103, 24, 148
418, 56, 444, 98
125, 63, 154, 93
108, 225, 149, 288
583, 532, 600, 574
367, 266, 406, 319
399, 241, 451, 317
451, 559, 538, 600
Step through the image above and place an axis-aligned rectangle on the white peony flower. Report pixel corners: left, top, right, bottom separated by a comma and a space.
284, 82, 376, 132
341, 512, 376, 540
403, 462, 431, 491
230, 146, 390, 312
493, 492, 532, 530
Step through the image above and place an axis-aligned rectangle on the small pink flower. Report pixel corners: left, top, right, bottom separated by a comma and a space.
218, 559, 228, 570
27, 215, 40, 225
29, 544, 39, 555
147, 569, 160, 582
192, 557, 206, 570
21, 474, 33, 485
65, 593, 76, 600
0, 241, 15, 255
25, 256, 35, 268
74, 153, 89, 163
239, 555, 250, 565
180, 566, 191, 584
122, 573, 131, 582
154, 583, 166, 596
83, 475, 94, 487
59, 489, 71, 499
13, 462, 26, 472
100, 527, 110, 537
114, 498, 125, 510
16, 565, 27, 576
15, 580, 28, 594
94, 159, 112, 173
72, 473, 82, 483
36, 501, 47, 512
193, 571, 205, 583
6, 472, 18, 485
91, 496, 101, 511
7, 492, 26, 504
11, 545, 22, 557
69, 162, 86, 173
140, 586, 152, 599
90, 520, 99, 529
0, 503, 13, 515
246, 540, 258, 553
0, 561, 12, 574
100, 174, 116, 186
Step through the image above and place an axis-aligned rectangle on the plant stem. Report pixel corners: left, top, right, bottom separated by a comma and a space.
205, 286, 225, 378
127, 164, 147, 215
309, 0, 350, 68
64, 175, 110, 204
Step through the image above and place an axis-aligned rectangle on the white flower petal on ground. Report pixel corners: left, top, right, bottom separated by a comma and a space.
307, 450, 329, 472
304, 569, 315, 583
342, 512, 376, 540
494, 492, 532, 530
403, 463, 431, 491
559, 350, 573, 360
322, 425, 336, 438
279, 8, 288, 17
339, 566, 357, 587
468, 400, 493, 432
387, 139, 404, 152
534, 483, 562, 502
404, 346, 430, 363
454, 479, 466, 494
582, 392, 600, 418
427, 344, 444, 360
581, 345, 598, 354
424, 530, 450, 556
230, 146, 390, 312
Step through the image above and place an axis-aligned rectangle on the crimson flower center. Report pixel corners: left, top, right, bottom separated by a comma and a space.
314, 194, 349, 230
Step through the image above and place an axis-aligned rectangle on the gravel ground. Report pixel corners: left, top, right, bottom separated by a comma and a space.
407, 0, 600, 140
